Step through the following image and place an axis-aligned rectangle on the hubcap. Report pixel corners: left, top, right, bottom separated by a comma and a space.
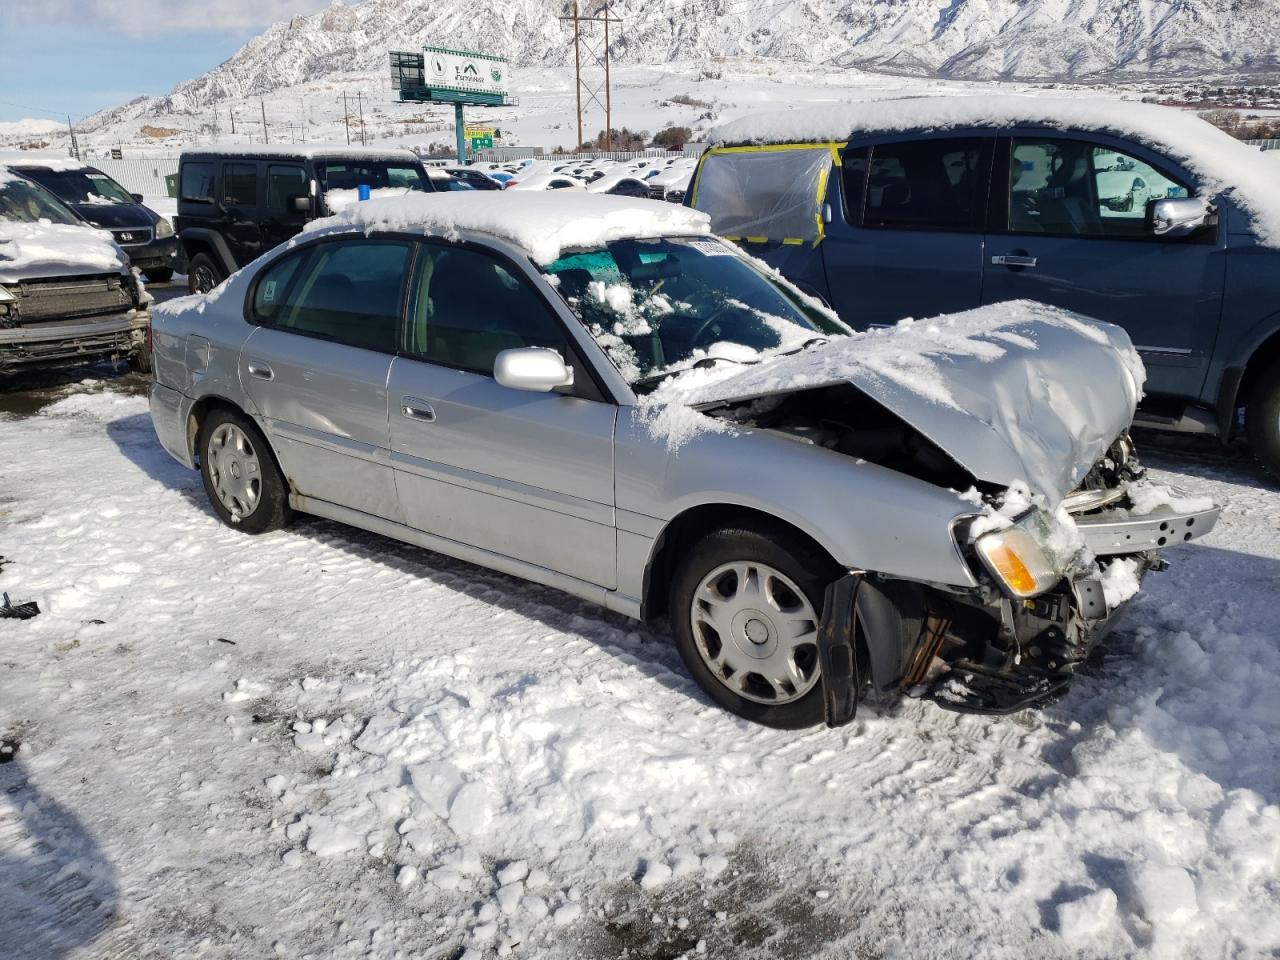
690, 561, 822, 705
207, 423, 262, 520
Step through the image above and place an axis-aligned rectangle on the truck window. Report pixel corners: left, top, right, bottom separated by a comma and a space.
1008, 138, 1190, 239
266, 165, 308, 216
862, 138, 990, 232
181, 163, 215, 203
223, 163, 258, 207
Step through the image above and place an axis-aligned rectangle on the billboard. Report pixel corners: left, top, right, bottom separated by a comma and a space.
424, 46, 509, 99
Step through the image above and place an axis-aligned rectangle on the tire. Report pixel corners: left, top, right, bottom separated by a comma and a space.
144, 267, 174, 284
187, 253, 223, 295
197, 407, 293, 534
670, 522, 841, 729
1246, 362, 1280, 479
128, 346, 152, 374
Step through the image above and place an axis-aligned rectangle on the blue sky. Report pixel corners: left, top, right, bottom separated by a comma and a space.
0, 1, 332, 123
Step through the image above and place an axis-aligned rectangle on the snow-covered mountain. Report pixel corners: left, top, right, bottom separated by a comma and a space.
108, 0, 1280, 116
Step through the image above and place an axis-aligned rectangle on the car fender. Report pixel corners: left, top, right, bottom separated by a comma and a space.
179, 227, 238, 277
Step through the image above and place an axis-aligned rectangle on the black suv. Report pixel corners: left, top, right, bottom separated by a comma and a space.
174, 146, 434, 294
10, 160, 179, 283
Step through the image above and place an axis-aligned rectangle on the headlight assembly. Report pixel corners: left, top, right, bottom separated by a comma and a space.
973, 511, 1065, 599
155, 217, 175, 239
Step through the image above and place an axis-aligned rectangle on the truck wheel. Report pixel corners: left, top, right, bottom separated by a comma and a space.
188, 253, 222, 295
197, 407, 293, 534
129, 346, 152, 374
670, 522, 840, 729
144, 267, 174, 284
1246, 363, 1280, 479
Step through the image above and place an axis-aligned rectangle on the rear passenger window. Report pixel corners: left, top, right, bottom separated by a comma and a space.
407, 244, 567, 375
180, 163, 215, 202
222, 163, 258, 207
257, 239, 410, 353
862, 139, 990, 231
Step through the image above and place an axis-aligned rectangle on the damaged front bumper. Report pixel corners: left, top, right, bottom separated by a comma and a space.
0, 309, 149, 370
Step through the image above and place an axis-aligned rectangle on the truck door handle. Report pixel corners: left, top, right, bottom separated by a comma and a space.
992, 254, 1038, 268
246, 360, 274, 381
401, 398, 436, 423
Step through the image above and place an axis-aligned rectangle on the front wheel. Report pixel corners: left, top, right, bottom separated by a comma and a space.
1247, 363, 1280, 480
670, 523, 839, 729
197, 407, 293, 534
187, 253, 223, 295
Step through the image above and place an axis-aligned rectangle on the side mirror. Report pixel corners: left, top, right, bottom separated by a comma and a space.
494, 347, 574, 393
130, 193, 145, 204
291, 195, 312, 213
1148, 196, 1216, 238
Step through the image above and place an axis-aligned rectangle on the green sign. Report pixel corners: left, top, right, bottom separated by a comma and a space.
471, 135, 494, 151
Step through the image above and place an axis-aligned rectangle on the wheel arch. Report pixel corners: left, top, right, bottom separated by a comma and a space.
186, 394, 284, 484
1237, 325, 1280, 415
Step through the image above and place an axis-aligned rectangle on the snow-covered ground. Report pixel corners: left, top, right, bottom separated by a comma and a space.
2, 377, 1278, 959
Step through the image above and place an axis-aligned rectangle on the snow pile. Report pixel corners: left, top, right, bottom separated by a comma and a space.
0, 220, 126, 275
710, 95, 1280, 248
304, 193, 711, 264
1126, 481, 1216, 517
323, 186, 413, 212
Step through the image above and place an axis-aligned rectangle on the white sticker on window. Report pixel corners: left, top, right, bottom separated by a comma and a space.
684, 238, 733, 257
262, 280, 277, 303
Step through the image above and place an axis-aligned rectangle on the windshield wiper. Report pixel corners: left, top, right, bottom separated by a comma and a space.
631, 354, 753, 389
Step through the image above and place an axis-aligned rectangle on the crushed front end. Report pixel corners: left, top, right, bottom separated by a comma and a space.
0, 271, 149, 371
878, 436, 1219, 716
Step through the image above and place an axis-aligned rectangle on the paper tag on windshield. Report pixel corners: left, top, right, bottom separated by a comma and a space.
684, 238, 733, 257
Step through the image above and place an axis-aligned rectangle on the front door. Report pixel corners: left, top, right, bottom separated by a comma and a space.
387, 240, 617, 588
238, 236, 412, 521
822, 135, 995, 328
981, 134, 1226, 400
260, 163, 309, 256
218, 161, 265, 268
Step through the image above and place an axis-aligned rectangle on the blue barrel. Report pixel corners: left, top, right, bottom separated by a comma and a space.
357, 184, 371, 201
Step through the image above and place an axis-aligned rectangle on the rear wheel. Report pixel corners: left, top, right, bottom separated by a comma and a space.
197, 407, 292, 534
187, 253, 222, 295
1246, 362, 1280, 479
128, 346, 152, 374
670, 522, 840, 728
144, 267, 174, 284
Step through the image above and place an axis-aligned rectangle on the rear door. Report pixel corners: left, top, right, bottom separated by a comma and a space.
239, 236, 411, 521
822, 134, 995, 328
260, 163, 309, 255
220, 161, 264, 268
387, 240, 618, 588
981, 132, 1226, 399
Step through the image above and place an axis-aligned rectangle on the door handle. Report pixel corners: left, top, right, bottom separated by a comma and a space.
246, 360, 274, 381
401, 398, 436, 423
991, 254, 1038, 268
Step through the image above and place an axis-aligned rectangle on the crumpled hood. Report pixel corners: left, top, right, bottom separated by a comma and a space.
0, 220, 129, 282
682, 301, 1146, 505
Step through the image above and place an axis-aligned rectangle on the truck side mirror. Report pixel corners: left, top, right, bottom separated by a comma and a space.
1148, 196, 1216, 239
291, 195, 312, 213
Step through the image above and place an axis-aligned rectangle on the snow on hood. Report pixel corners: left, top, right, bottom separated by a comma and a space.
304, 193, 711, 263
709, 95, 1280, 248
649, 300, 1145, 505
0, 219, 127, 278
323, 187, 414, 212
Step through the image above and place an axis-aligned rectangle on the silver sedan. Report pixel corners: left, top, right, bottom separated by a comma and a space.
148, 195, 1219, 728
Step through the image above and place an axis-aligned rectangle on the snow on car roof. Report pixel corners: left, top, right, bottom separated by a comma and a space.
0, 152, 94, 172
179, 143, 421, 161
709, 95, 1280, 247
304, 193, 711, 264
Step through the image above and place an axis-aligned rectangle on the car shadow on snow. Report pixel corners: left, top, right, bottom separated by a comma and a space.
0, 755, 121, 959
105, 412, 211, 514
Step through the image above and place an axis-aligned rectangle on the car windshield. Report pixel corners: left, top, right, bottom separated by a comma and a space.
316, 161, 428, 193
22, 167, 134, 205
543, 237, 847, 389
0, 177, 82, 224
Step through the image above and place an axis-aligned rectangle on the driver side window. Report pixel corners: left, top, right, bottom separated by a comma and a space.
1008, 138, 1190, 239
407, 243, 568, 376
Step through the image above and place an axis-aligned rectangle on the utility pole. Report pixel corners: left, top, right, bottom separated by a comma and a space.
558, 1, 621, 153
260, 99, 270, 144
341, 92, 351, 145
230, 107, 236, 135
66, 115, 80, 160
356, 92, 367, 146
